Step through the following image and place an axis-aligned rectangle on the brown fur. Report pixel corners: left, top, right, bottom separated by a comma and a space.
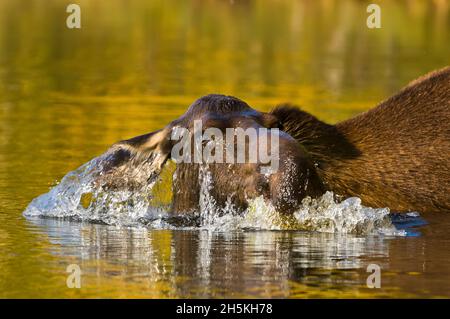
271, 67, 450, 213
169, 97, 324, 215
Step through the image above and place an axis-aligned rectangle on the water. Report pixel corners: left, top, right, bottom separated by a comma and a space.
1, 0, 450, 298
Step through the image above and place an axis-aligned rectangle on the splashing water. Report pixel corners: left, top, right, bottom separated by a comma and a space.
24, 153, 411, 236
23, 150, 166, 226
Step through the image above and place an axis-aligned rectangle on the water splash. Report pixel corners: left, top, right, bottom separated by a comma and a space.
23, 150, 165, 226
24, 155, 413, 236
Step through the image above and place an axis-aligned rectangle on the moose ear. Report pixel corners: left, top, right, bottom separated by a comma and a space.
110, 127, 173, 170
118, 128, 169, 152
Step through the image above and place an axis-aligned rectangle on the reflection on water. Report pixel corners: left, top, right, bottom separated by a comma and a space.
0, 0, 449, 298
21, 214, 450, 298
28, 217, 393, 298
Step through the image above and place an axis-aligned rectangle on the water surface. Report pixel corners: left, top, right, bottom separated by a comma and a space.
0, 0, 449, 298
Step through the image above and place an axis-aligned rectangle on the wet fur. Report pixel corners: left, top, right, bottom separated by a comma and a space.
169, 100, 324, 215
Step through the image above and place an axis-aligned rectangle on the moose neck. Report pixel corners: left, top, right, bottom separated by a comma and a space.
269, 105, 370, 204
271, 105, 361, 169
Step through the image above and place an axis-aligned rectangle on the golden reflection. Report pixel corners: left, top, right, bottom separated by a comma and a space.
0, 0, 449, 298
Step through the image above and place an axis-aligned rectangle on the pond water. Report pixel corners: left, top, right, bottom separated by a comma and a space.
0, 0, 449, 298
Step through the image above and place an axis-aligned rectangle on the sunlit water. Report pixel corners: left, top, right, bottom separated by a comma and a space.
1, 0, 450, 298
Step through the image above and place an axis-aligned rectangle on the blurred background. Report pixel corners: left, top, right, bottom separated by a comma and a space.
0, 0, 449, 298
